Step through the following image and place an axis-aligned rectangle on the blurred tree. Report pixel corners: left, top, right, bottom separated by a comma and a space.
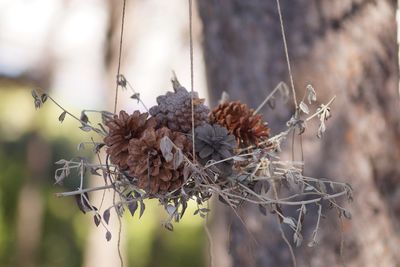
198, 0, 400, 266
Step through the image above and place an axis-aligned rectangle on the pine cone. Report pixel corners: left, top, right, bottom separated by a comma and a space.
127, 127, 191, 194
195, 123, 237, 176
210, 101, 270, 146
104, 110, 156, 170
149, 77, 209, 133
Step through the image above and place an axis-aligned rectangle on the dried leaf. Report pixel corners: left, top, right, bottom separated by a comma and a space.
59, 111, 67, 123
267, 97, 276, 109
305, 185, 315, 192
278, 82, 290, 103
106, 231, 112, 241
317, 121, 326, 138
253, 180, 270, 195
101, 111, 114, 124
41, 93, 48, 103
117, 74, 127, 87
218, 195, 229, 205
75, 193, 94, 214
306, 84, 317, 104
160, 136, 173, 162
183, 165, 191, 181
164, 222, 174, 231
258, 204, 267, 216
97, 123, 108, 135
127, 201, 138, 217
32, 89, 42, 109
77, 143, 85, 151
343, 210, 352, 220
307, 240, 317, 247
293, 232, 303, 247
79, 125, 92, 132
283, 216, 296, 229
93, 143, 105, 154
80, 111, 89, 124
90, 167, 101, 176
299, 101, 309, 114
318, 181, 327, 194
94, 214, 101, 227
130, 93, 140, 100
219, 91, 229, 104
173, 149, 184, 170
166, 204, 176, 216
180, 200, 188, 219
103, 209, 111, 224
31, 89, 39, 99
200, 208, 210, 213
55, 170, 66, 184
139, 201, 145, 219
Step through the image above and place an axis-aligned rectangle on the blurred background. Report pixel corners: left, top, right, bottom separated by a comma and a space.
0, 0, 207, 266
1, 0, 400, 267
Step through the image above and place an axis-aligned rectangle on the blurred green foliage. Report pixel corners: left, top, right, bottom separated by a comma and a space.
0, 86, 205, 267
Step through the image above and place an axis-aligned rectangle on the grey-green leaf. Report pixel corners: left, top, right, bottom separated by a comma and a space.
306, 84, 317, 104
106, 231, 112, 241
59, 111, 67, 123
299, 101, 309, 114
160, 136, 173, 162
103, 209, 110, 224
173, 149, 184, 170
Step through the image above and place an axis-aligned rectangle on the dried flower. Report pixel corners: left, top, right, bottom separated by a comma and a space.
127, 127, 191, 194
210, 101, 270, 146
195, 123, 236, 175
104, 110, 156, 170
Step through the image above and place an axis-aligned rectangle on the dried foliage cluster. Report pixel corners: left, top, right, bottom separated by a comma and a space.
32, 75, 352, 246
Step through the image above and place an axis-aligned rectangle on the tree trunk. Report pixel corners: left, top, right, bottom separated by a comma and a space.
198, 0, 400, 266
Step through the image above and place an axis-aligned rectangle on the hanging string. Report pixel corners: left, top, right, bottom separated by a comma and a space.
188, 0, 196, 161
113, 0, 127, 114
276, 0, 298, 111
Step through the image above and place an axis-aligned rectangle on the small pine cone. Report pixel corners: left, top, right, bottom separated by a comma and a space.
149, 77, 209, 133
210, 101, 270, 146
104, 110, 156, 170
195, 123, 237, 176
127, 127, 192, 194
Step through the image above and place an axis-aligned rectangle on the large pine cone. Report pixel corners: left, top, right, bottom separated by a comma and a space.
104, 110, 156, 170
149, 77, 209, 133
127, 127, 192, 194
210, 101, 270, 146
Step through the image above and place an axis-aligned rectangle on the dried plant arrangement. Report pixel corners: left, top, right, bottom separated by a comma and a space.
31, 74, 352, 245
31, 0, 353, 266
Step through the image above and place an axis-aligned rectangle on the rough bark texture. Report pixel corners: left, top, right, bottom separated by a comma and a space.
198, 0, 400, 266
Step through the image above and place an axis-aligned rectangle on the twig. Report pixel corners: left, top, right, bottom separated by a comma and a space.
305, 96, 336, 121
253, 82, 287, 115
272, 180, 297, 267
55, 184, 115, 197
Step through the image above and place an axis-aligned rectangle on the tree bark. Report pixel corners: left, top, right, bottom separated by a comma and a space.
198, 0, 400, 266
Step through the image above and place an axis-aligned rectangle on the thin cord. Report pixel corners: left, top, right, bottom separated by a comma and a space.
113, 0, 127, 114
276, 0, 298, 110
188, 0, 196, 161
